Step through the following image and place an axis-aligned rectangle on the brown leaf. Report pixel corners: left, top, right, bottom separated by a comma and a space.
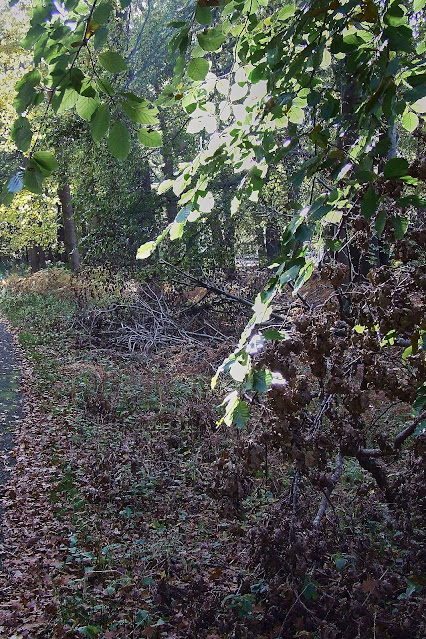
361, 578, 378, 594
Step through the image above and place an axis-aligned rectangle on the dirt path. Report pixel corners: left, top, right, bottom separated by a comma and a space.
0, 319, 21, 556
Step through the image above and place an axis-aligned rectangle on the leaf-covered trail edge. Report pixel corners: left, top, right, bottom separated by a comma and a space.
0, 321, 72, 635
0, 286, 260, 638
0, 319, 22, 557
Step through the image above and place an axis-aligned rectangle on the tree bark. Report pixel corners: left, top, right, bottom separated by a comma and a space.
28, 245, 46, 273
58, 184, 80, 272
38, 247, 46, 269
158, 112, 179, 223
28, 246, 40, 273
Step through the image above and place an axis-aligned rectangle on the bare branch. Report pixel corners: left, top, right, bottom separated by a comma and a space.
313, 451, 342, 528
160, 260, 287, 322
394, 410, 426, 450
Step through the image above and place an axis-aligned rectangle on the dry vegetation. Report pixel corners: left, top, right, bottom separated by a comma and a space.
0, 262, 424, 639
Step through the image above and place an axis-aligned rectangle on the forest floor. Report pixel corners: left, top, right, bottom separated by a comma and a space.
0, 320, 21, 557
0, 267, 424, 639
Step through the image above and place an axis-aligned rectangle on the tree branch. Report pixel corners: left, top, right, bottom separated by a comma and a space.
394, 410, 426, 450
313, 451, 342, 528
160, 260, 287, 322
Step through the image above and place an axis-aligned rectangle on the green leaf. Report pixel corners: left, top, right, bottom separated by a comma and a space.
293, 259, 314, 293
15, 68, 41, 91
406, 72, 426, 88
94, 26, 109, 51
169, 221, 185, 240
411, 97, 426, 113
23, 164, 44, 194
55, 87, 79, 114
169, 205, 192, 240
383, 157, 409, 179
187, 57, 210, 81
195, 4, 212, 26
397, 195, 426, 208
99, 51, 128, 73
414, 0, 426, 10
0, 189, 14, 206
384, 25, 413, 53
413, 382, 426, 416
122, 100, 159, 125
401, 111, 419, 132
279, 265, 301, 286
262, 329, 289, 341
76, 627, 100, 639
402, 345, 412, 361
335, 557, 347, 572
136, 226, 170, 260
198, 27, 226, 52
136, 241, 156, 259
137, 128, 162, 147
14, 84, 37, 114
361, 186, 378, 220
277, 5, 296, 20
232, 400, 249, 429
375, 210, 386, 237
93, 2, 112, 24
32, 151, 58, 174
391, 214, 408, 240
252, 369, 273, 393
21, 24, 45, 50
288, 106, 304, 125
96, 77, 114, 96
76, 94, 100, 121
157, 179, 174, 194
90, 104, 111, 142
108, 122, 131, 160
354, 325, 366, 334
11, 116, 32, 152
303, 579, 319, 602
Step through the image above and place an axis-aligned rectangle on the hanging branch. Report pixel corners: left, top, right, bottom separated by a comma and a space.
31, 0, 99, 155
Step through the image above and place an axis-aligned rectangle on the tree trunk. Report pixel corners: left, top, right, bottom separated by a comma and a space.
28, 246, 40, 273
265, 218, 281, 262
38, 247, 46, 269
28, 245, 46, 273
158, 112, 178, 223
58, 184, 80, 272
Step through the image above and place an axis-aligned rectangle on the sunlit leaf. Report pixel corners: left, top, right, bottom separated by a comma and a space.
198, 27, 226, 52
76, 94, 100, 121
187, 57, 210, 81
99, 51, 128, 73
137, 129, 162, 147
11, 117, 32, 152
401, 111, 419, 132
32, 151, 58, 174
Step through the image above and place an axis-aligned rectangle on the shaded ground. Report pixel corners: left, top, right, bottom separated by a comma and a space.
0, 319, 21, 558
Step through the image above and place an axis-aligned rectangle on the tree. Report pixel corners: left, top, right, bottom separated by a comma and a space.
2, 0, 426, 500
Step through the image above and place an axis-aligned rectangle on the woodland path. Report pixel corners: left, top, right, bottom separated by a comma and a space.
0, 320, 21, 556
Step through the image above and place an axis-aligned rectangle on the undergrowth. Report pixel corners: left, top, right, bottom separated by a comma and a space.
0, 267, 424, 639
